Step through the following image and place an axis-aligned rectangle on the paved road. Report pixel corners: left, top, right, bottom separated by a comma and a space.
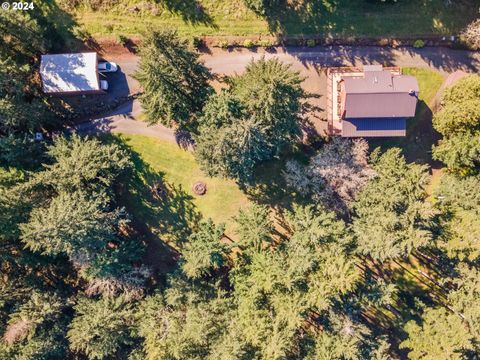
76, 46, 480, 141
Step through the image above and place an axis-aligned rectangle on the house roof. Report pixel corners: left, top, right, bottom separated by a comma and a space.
342, 118, 406, 137
40, 53, 99, 93
342, 67, 419, 119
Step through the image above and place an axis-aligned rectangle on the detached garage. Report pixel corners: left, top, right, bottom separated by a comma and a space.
40, 52, 103, 95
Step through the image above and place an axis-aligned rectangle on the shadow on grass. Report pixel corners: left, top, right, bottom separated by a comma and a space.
156, 0, 218, 28
257, 0, 476, 41
244, 151, 311, 234
125, 148, 202, 246
104, 135, 202, 275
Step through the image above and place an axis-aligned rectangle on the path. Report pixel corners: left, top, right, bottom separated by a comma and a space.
75, 46, 480, 140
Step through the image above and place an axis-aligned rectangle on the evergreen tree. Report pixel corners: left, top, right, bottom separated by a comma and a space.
181, 220, 229, 279
136, 275, 241, 360
134, 30, 213, 128
231, 204, 360, 359
0, 11, 47, 60
229, 57, 304, 152
448, 264, 480, 342
68, 296, 135, 360
195, 116, 269, 183
195, 59, 305, 184
37, 134, 132, 194
400, 307, 474, 360
0, 292, 69, 360
20, 190, 121, 259
352, 148, 433, 262
235, 203, 273, 252
434, 174, 480, 260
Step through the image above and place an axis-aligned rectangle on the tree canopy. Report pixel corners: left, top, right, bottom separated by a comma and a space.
352, 148, 432, 262
135, 30, 213, 128
195, 58, 305, 184
432, 75, 480, 173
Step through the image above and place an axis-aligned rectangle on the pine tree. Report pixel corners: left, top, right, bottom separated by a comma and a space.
434, 174, 480, 260
400, 307, 474, 360
352, 148, 433, 262
235, 203, 273, 252
134, 30, 213, 128
136, 276, 239, 360
0, 292, 69, 359
68, 296, 135, 360
37, 134, 132, 194
229, 57, 304, 152
448, 264, 480, 343
195, 58, 305, 184
181, 220, 229, 279
20, 190, 121, 259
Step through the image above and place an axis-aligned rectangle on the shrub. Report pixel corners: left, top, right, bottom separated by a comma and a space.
460, 19, 480, 50
306, 39, 316, 47
116, 34, 129, 46
413, 39, 425, 48
258, 39, 274, 48
243, 39, 255, 48
216, 40, 229, 49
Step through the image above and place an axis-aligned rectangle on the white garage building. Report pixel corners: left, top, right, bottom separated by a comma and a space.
40, 52, 103, 95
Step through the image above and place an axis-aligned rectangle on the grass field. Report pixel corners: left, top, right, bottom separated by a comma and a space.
68, 0, 476, 38
118, 134, 250, 242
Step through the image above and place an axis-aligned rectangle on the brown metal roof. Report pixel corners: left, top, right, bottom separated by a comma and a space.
342, 67, 419, 119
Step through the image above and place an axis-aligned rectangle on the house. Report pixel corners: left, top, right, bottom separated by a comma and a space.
336, 65, 419, 137
40, 52, 103, 95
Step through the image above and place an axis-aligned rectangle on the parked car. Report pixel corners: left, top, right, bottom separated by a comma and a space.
100, 80, 109, 91
98, 61, 118, 73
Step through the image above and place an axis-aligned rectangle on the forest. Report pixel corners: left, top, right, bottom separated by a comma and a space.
1, 5, 480, 360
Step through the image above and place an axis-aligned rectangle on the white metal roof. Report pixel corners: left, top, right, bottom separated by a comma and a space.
40, 53, 99, 93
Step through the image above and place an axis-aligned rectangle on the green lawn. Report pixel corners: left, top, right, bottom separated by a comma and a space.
69, 0, 475, 38
369, 67, 445, 164
403, 67, 445, 110
117, 134, 250, 243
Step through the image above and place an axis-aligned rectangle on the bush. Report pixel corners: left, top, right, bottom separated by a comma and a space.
216, 40, 229, 49
258, 39, 274, 48
306, 39, 316, 47
116, 34, 129, 46
243, 39, 255, 48
413, 39, 425, 48
460, 19, 480, 50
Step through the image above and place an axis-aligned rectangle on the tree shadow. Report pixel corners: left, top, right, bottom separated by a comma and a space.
125, 148, 202, 246
104, 136, 202, 274
368, 100, 442, 166
32, 0, 83, 52
243, 152, 310, 212
257, 0, 476, 41
155, 0, 217, 28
